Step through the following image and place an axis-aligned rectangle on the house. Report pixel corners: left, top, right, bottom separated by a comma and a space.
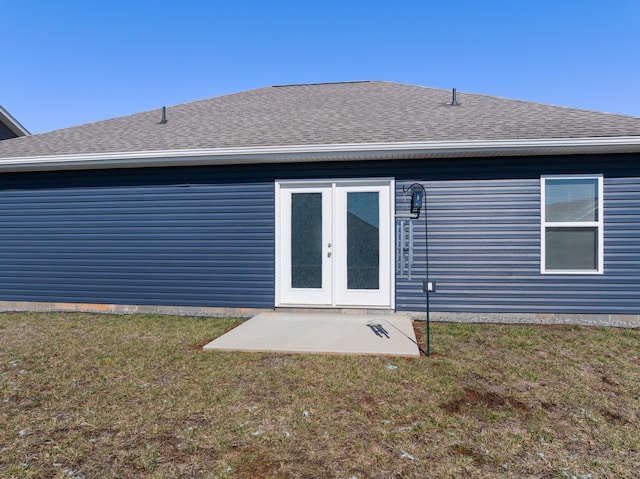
0, 81, 639, 324
0, 105, 29, 141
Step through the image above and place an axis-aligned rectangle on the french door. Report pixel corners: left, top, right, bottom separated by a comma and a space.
276, 179, 393, 308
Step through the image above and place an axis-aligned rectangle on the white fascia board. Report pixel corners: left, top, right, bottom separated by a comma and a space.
1, 137, 640, 172
0, 106, 30, 137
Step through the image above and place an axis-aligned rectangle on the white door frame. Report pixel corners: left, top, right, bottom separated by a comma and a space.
275, 178, 395, 309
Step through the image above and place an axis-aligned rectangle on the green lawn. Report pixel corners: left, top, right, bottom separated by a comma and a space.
1, 312, 638, 478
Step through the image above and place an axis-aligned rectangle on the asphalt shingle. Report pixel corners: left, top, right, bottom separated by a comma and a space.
1, 81, 640, 159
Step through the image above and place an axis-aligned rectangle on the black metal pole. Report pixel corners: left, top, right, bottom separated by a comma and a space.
408, 183, 430, 357
425, 207, 430, 357
426, 292, 430, 356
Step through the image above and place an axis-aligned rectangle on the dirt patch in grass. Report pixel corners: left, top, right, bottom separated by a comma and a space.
412, 320, 426, 355
450, 444, 486, 465
231, 448, 280, 477
600, 408, 629, 425
441, 387, 529, 415
412, 319, 444, 357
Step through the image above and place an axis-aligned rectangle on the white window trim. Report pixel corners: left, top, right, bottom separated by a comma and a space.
540, 174, 604, 275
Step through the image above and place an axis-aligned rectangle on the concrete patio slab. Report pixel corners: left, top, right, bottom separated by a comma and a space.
203, 312, 420, 357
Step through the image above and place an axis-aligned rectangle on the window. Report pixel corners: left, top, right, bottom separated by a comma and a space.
541, 175, 603, 274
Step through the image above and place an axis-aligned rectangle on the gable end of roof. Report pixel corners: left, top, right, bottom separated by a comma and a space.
0, 105, 30, 138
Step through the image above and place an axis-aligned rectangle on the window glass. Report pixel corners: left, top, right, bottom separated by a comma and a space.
545, 227, 597, 270
291, 193, 322, 288
347, 192, 379, 290
545, 178, 598, 222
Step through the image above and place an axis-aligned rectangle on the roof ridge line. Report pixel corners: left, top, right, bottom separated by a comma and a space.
272, 81, 372, 87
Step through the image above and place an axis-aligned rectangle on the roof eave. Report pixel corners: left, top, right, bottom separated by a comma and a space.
0, 137, 639, 172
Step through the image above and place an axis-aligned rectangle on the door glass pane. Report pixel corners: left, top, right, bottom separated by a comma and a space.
545, 227, 597, 270
545, 179, 598, 222
347, 192, 379, 289
291, 193, 322, 288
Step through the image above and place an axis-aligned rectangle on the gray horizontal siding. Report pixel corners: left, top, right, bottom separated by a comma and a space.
604, 178, 640, 284
1, 153, 639, 314
396, 163, 640, 314
0, 168, 275, 308
396, 178, 541, 312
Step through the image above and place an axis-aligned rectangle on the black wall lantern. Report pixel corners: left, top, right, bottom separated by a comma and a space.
410, 186, 424, 217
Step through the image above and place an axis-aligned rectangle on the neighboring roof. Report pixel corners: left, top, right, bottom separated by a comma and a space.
1, 81, 640, 172
0, 105, 30, 139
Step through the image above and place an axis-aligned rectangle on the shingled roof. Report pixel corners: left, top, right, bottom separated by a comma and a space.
1, 81, 640, 170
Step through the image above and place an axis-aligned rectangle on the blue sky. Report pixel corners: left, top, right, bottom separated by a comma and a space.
4, 0, 640, 134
